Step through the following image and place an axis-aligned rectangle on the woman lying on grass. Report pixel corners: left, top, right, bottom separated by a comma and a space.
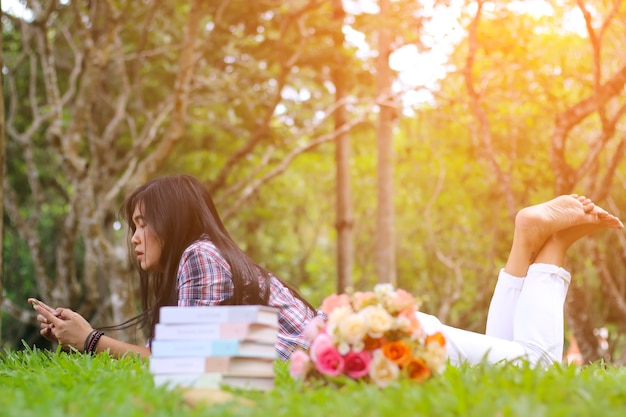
30, 174, 623, 367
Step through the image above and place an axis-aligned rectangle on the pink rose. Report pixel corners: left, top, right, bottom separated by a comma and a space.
343, 350, 372, 379
310, 332, 334, 361
314, 344, 344, 377
289, 349, 311, 379
399, 309, 423, 337
320, 293, 351, 315
302, 316, 326, 342
393, 289, 416, 312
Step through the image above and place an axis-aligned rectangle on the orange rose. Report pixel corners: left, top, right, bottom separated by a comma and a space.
406, 358, 432, 382
425, 332, 446, 347
363, 335, 386, 351
381, 340, 412, 366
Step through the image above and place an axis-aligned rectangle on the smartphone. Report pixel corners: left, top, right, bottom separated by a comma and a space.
30, 298, 62, 318
30, 298, 45, 309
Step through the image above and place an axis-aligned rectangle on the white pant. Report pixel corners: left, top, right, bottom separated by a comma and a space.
416, 263, 571, 367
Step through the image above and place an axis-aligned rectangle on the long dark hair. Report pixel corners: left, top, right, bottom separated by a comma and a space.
114, 174, 315, 338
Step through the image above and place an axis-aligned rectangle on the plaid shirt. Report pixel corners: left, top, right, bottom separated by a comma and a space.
176, 238, 322, 360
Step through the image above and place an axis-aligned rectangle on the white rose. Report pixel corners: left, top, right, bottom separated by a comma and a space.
423, 343, 448, 374
328, 305, 352, 325
369, 349, 399, 388
327, 305, 353, 338
337, 313, 368, 346
360, 305, 394, 337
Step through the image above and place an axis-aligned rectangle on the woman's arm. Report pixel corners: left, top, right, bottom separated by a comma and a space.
92, 335, 150, 359
31, 301, 151, 358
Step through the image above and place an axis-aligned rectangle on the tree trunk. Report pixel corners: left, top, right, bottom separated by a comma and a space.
375, 0, 396, 285
333, 69, 353, 294
331, 0, 353, 294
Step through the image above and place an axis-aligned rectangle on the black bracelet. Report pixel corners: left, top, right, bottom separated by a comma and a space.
88, 331, 104, 354
83, 329, 98, 353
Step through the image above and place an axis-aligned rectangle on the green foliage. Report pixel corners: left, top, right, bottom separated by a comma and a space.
2, 348, 626, 416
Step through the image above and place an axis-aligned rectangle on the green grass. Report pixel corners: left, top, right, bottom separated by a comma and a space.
2, 346, 626, 417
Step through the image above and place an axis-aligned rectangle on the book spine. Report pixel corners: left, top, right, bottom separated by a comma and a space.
150, 356, 275, 375
154, 323, 223, 340
153, 373, 274, 391
159, 307, 275, 324
153, 373, 222, 389
151, 339, 239, 357
149, 357, 229, 374
154, 322, 275, 340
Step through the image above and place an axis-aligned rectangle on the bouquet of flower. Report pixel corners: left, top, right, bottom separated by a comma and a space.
289, 284, 447, 388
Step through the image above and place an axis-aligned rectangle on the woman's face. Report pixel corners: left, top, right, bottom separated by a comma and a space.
131, 204, 164, 272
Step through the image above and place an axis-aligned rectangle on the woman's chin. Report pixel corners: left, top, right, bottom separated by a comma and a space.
142, 263, 164, 273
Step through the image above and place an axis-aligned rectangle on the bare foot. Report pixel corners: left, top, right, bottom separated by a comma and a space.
514, 195, 598, 251
534, 204, 623, 265
551, 205, 623, 248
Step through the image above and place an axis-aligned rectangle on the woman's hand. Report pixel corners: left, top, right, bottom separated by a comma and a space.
28, 298, 62, 343
30, 300, 94, 352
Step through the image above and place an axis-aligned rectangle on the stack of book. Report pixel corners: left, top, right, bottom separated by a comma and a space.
149, 305, 280, 392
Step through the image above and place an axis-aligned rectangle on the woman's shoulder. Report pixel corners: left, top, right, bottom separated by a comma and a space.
181, 238, 223, 261
184, 237, 217, 251
178, 237, 232, 274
